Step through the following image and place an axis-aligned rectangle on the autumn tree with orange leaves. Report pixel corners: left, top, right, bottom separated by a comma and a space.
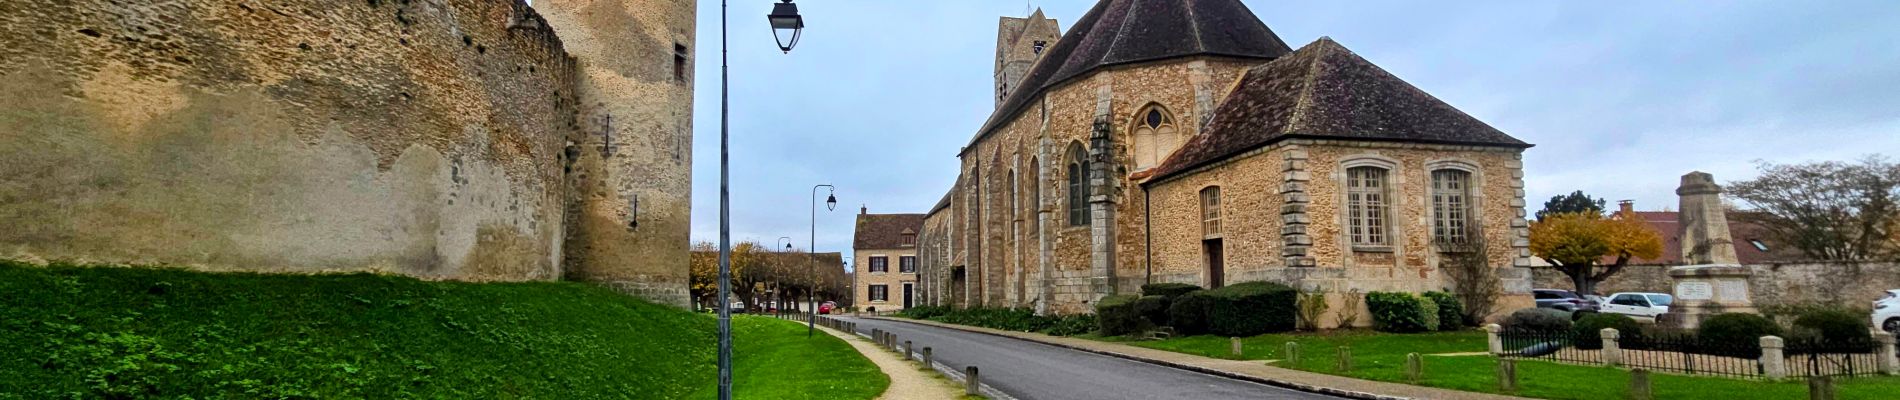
1530, 212, 1664, 295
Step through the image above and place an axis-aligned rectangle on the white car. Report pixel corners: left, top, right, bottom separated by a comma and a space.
1599, 292, 1674, 323
1873, 289, 1900, 333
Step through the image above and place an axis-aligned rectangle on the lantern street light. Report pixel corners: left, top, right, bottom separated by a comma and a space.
809, 184, 835, 337
717, 1, 808, 399
776, 236, 793, 316
767, 0, 805, 53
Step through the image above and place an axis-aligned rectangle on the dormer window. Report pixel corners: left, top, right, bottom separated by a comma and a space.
901, 233, 916, 246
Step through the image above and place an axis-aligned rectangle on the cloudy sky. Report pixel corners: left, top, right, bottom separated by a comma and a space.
685, 0, 1900, 268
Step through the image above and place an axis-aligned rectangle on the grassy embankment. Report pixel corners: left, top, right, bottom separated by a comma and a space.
0, 261, 886, 399
1094, 330, 1900, 400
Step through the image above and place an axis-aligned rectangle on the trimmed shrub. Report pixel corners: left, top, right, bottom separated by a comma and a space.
1141, 283, 1203, 301
1205, 281, 1298, 336
1422, 291, 1466, 330
1168, 291, 1214, 335
1697, 313, 1783, 346
1135, 295, 1172, 327
932, 307, 1054, 332
1501, 308, 1573, 333
898, 305, 950, 320
1573, 313, 1643, 350
1041, 314, 1097, 337
1793, 309, 1872, 342
1096, 295, 1149, 336
1366, 292, 1437, 333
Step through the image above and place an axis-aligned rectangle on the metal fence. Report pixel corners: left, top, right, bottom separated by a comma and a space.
1497, 328, 1895, 380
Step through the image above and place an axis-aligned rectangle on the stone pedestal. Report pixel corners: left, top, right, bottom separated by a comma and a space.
1667, 264, 1755, 328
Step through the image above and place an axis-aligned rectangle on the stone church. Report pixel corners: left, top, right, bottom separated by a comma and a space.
0, 0, 696, 307
916, 0, 1538, 323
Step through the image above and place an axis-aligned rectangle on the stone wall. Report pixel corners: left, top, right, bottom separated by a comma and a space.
1144, 140, 1533, 326
855, 249, 918, 311
539, 0, 697, 307
1, 0, 577, 280
1532, 262, 1900, 308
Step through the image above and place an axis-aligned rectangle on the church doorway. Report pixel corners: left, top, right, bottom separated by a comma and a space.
1203, 239, 1225, 288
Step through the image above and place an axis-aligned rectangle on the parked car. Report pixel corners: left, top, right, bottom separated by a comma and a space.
1599, 292, 1673, 322
819, 301, 837, 315
1533, 289, 1600, 312
1873, 289, 1900, 333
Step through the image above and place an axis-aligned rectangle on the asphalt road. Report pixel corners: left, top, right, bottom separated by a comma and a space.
837, 317, 1344, 400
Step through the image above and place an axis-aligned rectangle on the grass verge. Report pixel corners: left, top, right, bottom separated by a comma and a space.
1091, 329, 1900, 400
0, 261, 884, 399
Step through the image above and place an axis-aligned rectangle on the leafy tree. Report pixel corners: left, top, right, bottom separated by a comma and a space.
1536, 190, 1607, 220
1530, 212, 1664, 294
687, 240, 768, 311
1727, 156, 1900, 261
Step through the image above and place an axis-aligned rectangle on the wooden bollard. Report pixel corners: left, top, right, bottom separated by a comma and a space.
965, 365, 981, 395
1336, 346, 1352, 372
1230, 337, 1244, 357
1809, 376, 1835, 400
904, 340, 913, 359
1498, 359, 1518, 393
923, 347, 934, 367
1630, 369, 1652, 400
1285, 342, 1301, 365
1405, 353, 1422, 384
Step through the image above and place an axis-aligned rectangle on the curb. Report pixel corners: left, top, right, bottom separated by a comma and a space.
865, 316, 1412, 400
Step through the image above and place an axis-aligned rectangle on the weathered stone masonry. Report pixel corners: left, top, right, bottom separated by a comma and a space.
0, 0, 694, 307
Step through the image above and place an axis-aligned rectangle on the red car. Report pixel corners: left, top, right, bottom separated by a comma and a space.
818, 301, 837, 314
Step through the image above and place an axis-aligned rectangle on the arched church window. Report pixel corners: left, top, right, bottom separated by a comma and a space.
1132, 104, 1179, 170
1066, 142, 1090, 226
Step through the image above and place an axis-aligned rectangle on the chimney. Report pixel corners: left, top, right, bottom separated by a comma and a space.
1618, 200, 1634, 214
860, 204, 867, 215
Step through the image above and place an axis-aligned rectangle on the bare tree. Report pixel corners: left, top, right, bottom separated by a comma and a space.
1727, 156, 1900, 261
1441, 238, 1502, 326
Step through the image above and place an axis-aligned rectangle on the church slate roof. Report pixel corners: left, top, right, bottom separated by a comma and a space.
854, 213, 926, 249
1145, 38, 1533, 184
963, 0, 1293, 154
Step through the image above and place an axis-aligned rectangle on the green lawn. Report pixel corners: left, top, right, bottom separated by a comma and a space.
1094, 329, 1900, 400
0, 261, 886, 399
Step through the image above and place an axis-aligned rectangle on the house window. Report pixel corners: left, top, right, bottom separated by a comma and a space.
901, 233, 916, 246
673, 43, 689, 82
1132, 104, 1179, 170
1347, 166, 1391, 247
1200, 186, 1222, 238
1431, 169, 1472, 245
900, 256, 917, 273
869, 285, 889, 302
1067, 142, 1090, 226
869, 256, 889, 273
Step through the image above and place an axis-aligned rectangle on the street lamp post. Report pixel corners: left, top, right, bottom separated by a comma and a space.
810, 184, 836, 337
719, 1, 804, 399
776, 237, 792, 316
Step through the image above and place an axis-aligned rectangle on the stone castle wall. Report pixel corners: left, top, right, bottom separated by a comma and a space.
0, 0, 694, 304
539, 0, 696, 307
1531, 262, 1900, 308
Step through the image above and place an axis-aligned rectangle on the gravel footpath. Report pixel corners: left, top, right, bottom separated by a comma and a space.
821, 323, 967, 400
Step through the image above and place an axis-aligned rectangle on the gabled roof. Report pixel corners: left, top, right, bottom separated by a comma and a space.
854, 213, 926, 249
963, 0, 1293, 154
1146, 38, 1532, 183
1612, 211, 1799, 265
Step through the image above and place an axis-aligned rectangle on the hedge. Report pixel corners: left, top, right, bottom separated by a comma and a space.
1204, 281, 1297, 337
1421, 291, 1465, 330
1134, 295, 1172, 327
1141, 283, 1203, 301
1366, 292, 1439, 333
1167, 291, 1213, 335
1096, 295, 1148, 336
1697, 313, 1781, 358
1501, 308, 1572, 334
1793, 309, 1872, 342
1573, 313, 1643, 350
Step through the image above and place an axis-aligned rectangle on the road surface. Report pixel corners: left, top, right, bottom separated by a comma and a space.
837, 316, 1344, 400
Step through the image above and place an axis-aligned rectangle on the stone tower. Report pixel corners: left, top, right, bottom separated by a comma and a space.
539, 0, 697, 307
994, 10, 1060, 107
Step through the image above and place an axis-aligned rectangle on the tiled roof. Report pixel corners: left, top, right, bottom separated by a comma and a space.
963, 0, 1293, 154
1613, 211, 1798, 265
854, 213, 925, 249
1146, 38, 1532, 183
